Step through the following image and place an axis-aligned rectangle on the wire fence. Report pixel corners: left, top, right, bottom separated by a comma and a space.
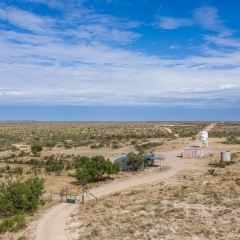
42, 186, 98, 206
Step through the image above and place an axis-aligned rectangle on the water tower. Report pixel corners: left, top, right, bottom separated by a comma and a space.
199, 131, 208, 147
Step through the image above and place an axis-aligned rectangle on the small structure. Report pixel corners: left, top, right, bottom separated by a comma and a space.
199, 131, 208, 147
220, 151, 231, 162
114, 156, 145, 171
182, 149, 203, 158
143, 154, 165, 166
114, 154, 165, 171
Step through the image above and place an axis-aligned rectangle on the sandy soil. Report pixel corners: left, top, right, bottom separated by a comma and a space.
13, 123, 217, 240
35, 145, 210, 240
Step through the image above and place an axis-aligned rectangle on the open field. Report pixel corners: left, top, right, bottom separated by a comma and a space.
67, 164, 240, 240
0, 121, 209, 191
0, 121, 209, 151
0, 121, 240, 239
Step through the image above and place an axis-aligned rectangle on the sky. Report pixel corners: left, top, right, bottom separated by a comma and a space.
0, 0, 240, 121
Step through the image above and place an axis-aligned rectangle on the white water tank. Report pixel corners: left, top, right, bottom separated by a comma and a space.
200, 131, 208, 140
199, 131, 208, 147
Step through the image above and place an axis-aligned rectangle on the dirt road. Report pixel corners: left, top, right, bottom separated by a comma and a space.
36, 148, 200, 240
36, 124, 215, 240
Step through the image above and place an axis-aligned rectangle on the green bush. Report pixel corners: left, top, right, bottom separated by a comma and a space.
126, 152, 145, 171
0, 177, 44, 215
31, 144, 43, 156
44, 155, 64, 174
74, 156, 120, 183
0, 214, 26, 234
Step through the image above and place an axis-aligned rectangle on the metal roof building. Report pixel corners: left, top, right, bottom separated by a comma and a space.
114, 154, 165, 171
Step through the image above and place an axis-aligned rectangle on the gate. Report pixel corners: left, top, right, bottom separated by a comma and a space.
65, 194, 82, 204
60, 186, 98, 205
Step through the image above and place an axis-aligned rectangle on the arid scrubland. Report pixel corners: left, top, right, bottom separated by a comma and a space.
0, 121, 240, 239
0, 121, 209, 189
68, 159, 240, 240
0, 121, 208, 151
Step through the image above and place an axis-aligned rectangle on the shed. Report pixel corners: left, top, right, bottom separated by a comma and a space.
114, 154, 165, 170
182, 149, 203, 158
114, 156, 145, 171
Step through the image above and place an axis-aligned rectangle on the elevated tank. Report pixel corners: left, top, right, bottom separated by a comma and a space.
200, 131, 208, 141
199, 131, 208, 147
221, 151, 231, 162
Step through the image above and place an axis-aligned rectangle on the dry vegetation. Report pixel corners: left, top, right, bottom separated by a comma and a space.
67, 158, 240, 240
0, 121, 209, 191
0, 121, 208, 152
1, 121, 240, 239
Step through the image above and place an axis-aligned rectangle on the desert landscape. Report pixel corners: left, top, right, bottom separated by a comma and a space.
0, 121, 240, 240
1, 1, 240, 239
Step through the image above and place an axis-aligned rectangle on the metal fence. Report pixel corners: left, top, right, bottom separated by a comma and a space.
42, 187, 98, 206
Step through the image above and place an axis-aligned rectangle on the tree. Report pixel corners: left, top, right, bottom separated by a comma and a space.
29, 159, 43, 176
31, 144, 43, 156
74, 155, 120, 183
0, 177, 45, 215
126, 152, 144, 171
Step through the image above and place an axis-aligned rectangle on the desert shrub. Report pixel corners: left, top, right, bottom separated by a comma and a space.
28, 158, 43, 175
0, 214, 26, 233
214, 162, 226, 168
17, 236, 28, 240
31, 144, 43, 156
112, 143, 119, 149
44, 155, 64, 174
0, 177, 44, 215
179, 131, 196, 138
43, 140, 56, 148
90, 143, 104, 149
65, 165, 72, 171
207, 169, 215, 175
224, 136, 240, 145
134, 142, 163, 151
18, 150, 29, 157
5, 165, 11, 171
11, 145, 19, 152
13, 167, 23, 175
63, 141, 72, 149
231, 153, 238, 161
10, 153, 16, 158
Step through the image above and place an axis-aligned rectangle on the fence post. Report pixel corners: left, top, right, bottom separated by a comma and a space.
82, 184, 84, 204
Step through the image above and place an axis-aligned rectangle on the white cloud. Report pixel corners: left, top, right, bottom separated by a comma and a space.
169, 45, 180, 49
193, 6, 232, 34
0, 57, 240, 108
0, 7, 54, 33
157, 6, 232, 34
157, 17, 192, 29
219, 83, 238, 90
0, 3, 240, 108
204, 35, 240, 49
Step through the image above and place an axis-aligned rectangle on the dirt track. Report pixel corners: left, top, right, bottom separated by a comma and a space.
35, 148, 206, 240
35, 124, 216, 240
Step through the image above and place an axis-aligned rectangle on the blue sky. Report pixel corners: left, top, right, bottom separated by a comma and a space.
0, 0, 240, 120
